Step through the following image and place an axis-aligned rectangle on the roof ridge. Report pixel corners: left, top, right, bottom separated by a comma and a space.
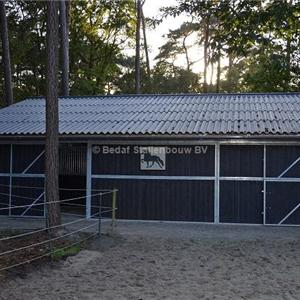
21, 92, 300, 101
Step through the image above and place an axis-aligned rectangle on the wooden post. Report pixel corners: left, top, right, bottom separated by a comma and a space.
45, 202, 54, 264
111, 189, 117, 229
98, 193, 102, 237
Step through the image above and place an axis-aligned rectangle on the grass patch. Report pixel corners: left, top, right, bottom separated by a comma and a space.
52, 244, 82, 261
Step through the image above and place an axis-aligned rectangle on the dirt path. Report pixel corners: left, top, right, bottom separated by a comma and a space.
0, 222, 300, 300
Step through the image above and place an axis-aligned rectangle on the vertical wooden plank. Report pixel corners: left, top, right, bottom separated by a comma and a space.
86, 143, 92, 218
9, 144, 12, 216
263, 145, 266, 225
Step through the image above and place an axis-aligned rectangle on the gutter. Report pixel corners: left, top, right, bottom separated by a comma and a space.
1, 134, 300, 145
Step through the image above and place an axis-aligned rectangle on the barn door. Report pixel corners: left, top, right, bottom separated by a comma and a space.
265, 182, 300, 225
265, 146, 300, 225
219, 145, 264, 224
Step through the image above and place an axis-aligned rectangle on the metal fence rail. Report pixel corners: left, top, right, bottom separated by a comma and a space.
0, 187, 118, 273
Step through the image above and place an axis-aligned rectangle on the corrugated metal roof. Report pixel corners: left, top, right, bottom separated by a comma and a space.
1, 93, 300, 136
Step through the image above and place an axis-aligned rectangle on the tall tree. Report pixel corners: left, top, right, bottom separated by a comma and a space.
69, 0, 135, 95
135, 0, 141, 94
3, 0, 135, 100
160, 1, 221, 92
0, 0, 13, 106
202, 16, 209, 93
59, 0, 69, 96
141, 6, 150, 78
45, 0, 61, 228
2, 0, 300, 97
155, 22, 199, 71
216, 50, 221, 92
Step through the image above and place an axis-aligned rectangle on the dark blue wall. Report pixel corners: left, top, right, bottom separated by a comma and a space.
92, 178, 214, 222
92, 145, 215, 222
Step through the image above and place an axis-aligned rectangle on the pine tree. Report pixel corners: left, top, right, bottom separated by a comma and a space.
45, 0, 61, 228
0, 0, 13, 106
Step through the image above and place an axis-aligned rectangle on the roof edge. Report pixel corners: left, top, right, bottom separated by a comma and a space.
1, 133, 300, 141
20, 91, 300, 101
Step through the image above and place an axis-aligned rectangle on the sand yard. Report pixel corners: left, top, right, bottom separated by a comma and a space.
0, 221, 299, 300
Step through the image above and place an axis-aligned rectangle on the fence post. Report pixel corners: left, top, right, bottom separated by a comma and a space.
98, 193, 102, 237
111, 189, 117, 230
45, 202, 53, 264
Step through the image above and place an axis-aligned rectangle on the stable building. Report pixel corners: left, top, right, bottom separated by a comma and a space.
0, 93, 300, 226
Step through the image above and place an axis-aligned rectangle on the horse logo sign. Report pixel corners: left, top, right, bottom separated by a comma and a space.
140, 147, 166, 170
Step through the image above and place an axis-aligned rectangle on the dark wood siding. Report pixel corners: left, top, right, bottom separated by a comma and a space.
12, 145, 44, 174
266, 146, 300, 177
92, 179, 214, 222
219, 145, 264, 224
59, 144, 87, 176
11, 177, 44, 216
266, 182, 300, 225
220, 145, 263, 177
0, 177, 9, 215
91, 144, 215, 222
0, 145, 10, 173
92, 145, 214, 176
220, 181, 263, 224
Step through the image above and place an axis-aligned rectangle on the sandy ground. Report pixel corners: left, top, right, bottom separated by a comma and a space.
0, 221, 300, 300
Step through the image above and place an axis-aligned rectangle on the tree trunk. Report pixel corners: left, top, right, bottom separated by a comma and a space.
208, 46, 213, 88
216, 49, 221, 93
183, 35, 190, 71
285, 0, 293, 90
210, 62, 214, 87
227, 54, 233, 92
135, 0, 141, 94
0, 0, 13, 106
141, 7, 150, 78
203, 17, 210, 93
45, 0, 61, 228
59, 0, 69, 96
286, 36, 291, 90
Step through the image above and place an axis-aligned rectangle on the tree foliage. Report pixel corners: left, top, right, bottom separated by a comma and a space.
0, 0, 299, 105
0, 0, 135, 104
69, 0, 136, 95
160, 0, 300, 93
